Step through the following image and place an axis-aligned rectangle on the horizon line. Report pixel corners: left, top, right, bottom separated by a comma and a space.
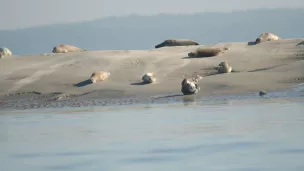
1, 7, 303, 31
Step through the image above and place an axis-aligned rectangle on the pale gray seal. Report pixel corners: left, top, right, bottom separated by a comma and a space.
218, 61, 232, 73
142, 72, 156, 84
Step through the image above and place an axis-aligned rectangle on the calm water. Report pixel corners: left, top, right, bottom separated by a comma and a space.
1, 96, 304, 171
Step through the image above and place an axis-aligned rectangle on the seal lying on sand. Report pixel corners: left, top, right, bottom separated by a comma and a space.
255, 32, 280, 44
188, 47, 224, 58
223, 47, 230, 51
142, 72, 156, 84
181, 78, 200, 95
297, 41, 304, 46
155, 39, 199, 48
52, 44, 86, 53
259, 91, 267, 96
90, 71, 110, 83
0, 47, 12, 59
218, 61, 232, 73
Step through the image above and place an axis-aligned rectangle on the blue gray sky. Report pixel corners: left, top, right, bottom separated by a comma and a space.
1, 0, 303, 30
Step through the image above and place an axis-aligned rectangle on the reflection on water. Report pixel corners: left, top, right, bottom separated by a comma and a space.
0, 97, 304, 171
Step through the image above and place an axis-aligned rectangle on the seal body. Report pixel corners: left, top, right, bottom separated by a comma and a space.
218, 61, 232, 73
181, 79, 200, 95
223, 47, 230, 51
142, 72, 156, 84
0, 47, 12, 59
155, 39, 199, 48
188, 47, 223, 58
52, 44, 84, 53
90, 71, 110, 83
297, 41, 304, 46
255, 32, 280, 44
259, 91, 267, 96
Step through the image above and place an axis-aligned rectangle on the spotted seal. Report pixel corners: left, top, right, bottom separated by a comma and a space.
181, 78, 200, 95
155, 39, 199, 48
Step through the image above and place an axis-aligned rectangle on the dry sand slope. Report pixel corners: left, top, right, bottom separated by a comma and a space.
0, 39, 303, 103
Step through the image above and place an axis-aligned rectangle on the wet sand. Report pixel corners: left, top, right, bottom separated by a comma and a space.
0, 38, 303, 109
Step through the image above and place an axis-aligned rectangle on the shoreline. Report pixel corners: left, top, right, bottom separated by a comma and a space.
0, 84, 303, 110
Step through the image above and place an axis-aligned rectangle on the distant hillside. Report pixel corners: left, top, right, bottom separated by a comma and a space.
0, 8, 303, 55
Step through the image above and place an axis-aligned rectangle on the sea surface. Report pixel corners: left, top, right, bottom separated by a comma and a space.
0, 85, 304, 171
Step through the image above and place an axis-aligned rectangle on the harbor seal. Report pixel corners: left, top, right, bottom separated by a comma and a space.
218, 61, 232, 73
181, 78, 200, 95
188, 47, 223, 58
223, 47, 230, 51
90, 71, 110, 83
155, 39, 199, 48
0, 47, 12, 59
52, 44, 86, 53
255, 32, 280, 44
297, 41, 304, 46
259, 91, 267, 96
142, 72, 156, 84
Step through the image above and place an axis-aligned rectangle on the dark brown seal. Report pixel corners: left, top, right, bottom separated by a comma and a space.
155, 39, 199, 48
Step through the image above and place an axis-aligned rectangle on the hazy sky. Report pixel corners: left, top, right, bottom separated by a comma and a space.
1, 0, 303, 30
